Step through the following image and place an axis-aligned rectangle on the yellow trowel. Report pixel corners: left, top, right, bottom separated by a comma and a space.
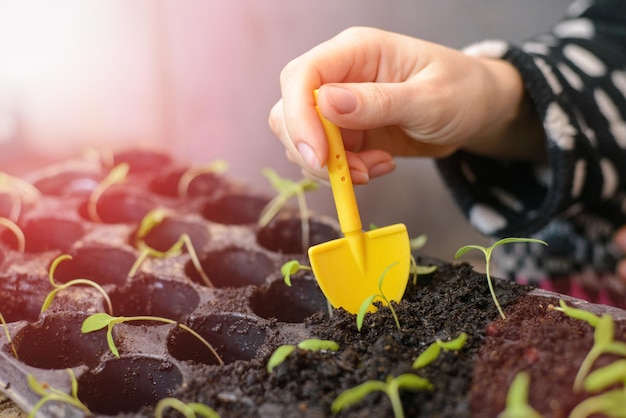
308, 90, 411, 314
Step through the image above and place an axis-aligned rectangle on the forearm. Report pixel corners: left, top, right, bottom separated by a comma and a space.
461, 57, 547, 162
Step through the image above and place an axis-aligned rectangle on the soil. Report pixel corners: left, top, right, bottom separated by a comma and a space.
152, 257, 620, 418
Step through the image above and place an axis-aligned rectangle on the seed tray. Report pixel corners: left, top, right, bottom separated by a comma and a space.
0, 149, 341, 417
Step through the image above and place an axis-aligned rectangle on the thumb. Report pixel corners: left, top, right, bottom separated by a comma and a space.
317, 83, 422, 131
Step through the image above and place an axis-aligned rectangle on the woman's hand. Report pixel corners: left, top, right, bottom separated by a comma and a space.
269, 27, 544, 184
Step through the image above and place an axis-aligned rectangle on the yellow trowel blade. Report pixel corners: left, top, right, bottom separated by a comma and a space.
308, 223, 410, 314
308, 89, 411, 314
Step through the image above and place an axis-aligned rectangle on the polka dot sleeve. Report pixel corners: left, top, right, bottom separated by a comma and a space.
435, 0, 626, 279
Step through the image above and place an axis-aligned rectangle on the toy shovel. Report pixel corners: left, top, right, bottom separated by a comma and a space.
308, 90, 411, 314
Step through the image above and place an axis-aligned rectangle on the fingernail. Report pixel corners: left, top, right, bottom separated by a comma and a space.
297, 142, 321, 171
350, 169, 369, 184
324, 86, 357, 114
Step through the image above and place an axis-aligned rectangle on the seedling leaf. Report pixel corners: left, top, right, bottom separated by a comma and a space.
280, 260, 311, 287
356, 295, 378, 331
155, 397, 221, 418
412, 343, 441, 370
584, 359, 626, 393
80, 312, 114, 333
552, 299, 600, 327
267, 345, 296, 373
297, 339, 339, 351
498, 372, 541, 418
27, 369, 90, 418
331, 381, 386, 413
439, 332, 468, 351
569, 389, 626, 418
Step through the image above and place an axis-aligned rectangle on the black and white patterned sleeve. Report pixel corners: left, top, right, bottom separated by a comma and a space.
435, 0, 626, 286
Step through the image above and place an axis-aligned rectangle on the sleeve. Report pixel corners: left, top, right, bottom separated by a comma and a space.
435, 0, 626, 239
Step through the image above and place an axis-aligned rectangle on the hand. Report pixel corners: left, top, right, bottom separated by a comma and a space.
269, 27, 544, 184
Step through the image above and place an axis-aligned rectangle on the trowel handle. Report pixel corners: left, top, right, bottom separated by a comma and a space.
314, 90, 362, 234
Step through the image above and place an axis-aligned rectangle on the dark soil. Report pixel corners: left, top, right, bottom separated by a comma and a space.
157, 258, 537, 418
152, 257, 626, 418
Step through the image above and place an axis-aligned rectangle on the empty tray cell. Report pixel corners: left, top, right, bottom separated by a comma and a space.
131, 217, 210, 253
185, 247, 275, 288
12, 312, 109, 369
3, 218, 84, 253
250, 277, 328, 323
33, 170, 102, 197
110, 276, 200, 322
78, 355, 183, 415
201, 194, 269, 225
78, 185, 157, 224
168, 313, 267, 365
150, 167, 229, 198
257, 216, 340, 254
51, 245, 136, 286
0, 277, 44, 323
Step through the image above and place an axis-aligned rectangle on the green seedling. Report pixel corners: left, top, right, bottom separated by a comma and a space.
41, 254, 113, 315
455, 237, 548, 320
87, 163, 129, 222
569, 389, 626, 418
571, 312, 626, 392
258, 168, 319, 251
0, 216, 25, 252
0, 312, 18, 359
356, 262, 401, 331
27, 369, 90, 418
81, 312, 224, 365
280, 260, 312, 287
412, 332, 467, 370
0, 172, 40, 222
155, 398, 221, 418
129, 208, 214, 287
177, 160, 229, 197
267, 339, 339, 373
497, 372, 542, 418
409, 234, 437, 285
331, 373, 433, 418
551, 299, 600, 327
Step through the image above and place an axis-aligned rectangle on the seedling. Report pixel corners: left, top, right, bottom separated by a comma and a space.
356, 262, 401, 331
409, 234, 437, 285
569, 389, 626, 418
81, 312, 224, 365
0, 312, 18, 359
0, 172, 40, 221
497, 372, 542, 418
571, 312, 626, 392
455, 237, 548, 320
412, 332, 467, 370
280, 260, 312, 287
551, 299, 600, 327
267, 338, 339, 373
258, 168, 319, 251
155, 398, 220, 418
87, 163, 129, 222
128, 208, 214, 287
177, 159, 229, 197
27, 369, 90, 418
0, 216, 25, 252
41, 254, 113, 315
331, 373, 433, 418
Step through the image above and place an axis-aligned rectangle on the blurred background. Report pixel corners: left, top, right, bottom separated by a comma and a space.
0, 0, 573, 263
